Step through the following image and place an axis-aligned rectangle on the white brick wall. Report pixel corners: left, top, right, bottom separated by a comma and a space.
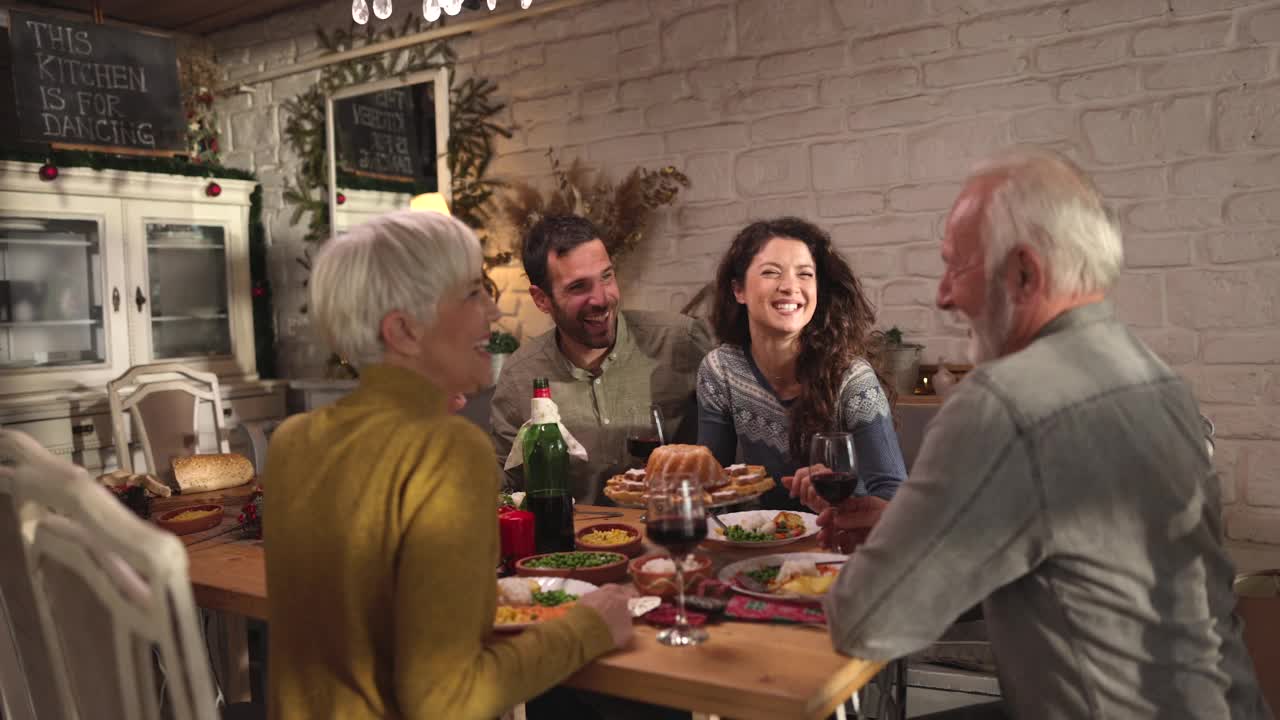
213, 0, 1280, 544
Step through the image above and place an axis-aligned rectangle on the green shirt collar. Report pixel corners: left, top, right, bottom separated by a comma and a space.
559, 311, 635, 381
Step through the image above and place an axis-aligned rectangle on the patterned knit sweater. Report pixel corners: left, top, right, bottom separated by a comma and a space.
696, 345, 906, 510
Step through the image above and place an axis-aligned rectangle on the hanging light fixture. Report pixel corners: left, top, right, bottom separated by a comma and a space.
354, 0, 534, 23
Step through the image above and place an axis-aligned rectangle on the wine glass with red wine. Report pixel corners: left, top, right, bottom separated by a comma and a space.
809, 432, 860, 553
626, 404, 666, 468
644, 471, 708, 647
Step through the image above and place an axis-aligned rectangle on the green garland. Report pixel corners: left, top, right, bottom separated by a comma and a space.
0, 147, 255, 181
0, 148, 276, 378
280, 18, 510, 246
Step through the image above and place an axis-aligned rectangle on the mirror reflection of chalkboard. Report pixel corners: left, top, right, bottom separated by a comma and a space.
334, 81, 438, 188
325, 67, 452, 234
4, 10, 185, 154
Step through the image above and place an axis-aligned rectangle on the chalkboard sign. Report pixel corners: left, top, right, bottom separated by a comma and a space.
334, 84, 436, 186
6, 11, 185, 154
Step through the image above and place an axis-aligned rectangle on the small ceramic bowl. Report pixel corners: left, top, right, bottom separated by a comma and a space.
629, 552, 714, 598
155, 504, 224, 536
575, 522, 644, 557
515, 551, 629, 585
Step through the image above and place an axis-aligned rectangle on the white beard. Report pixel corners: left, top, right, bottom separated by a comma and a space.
966, 281, 1014, 366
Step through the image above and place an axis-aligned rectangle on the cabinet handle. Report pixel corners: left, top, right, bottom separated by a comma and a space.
71, 424, 94, 435
223, 408, 233, 417
112, 287, 120, 312
135, 286, 147, 312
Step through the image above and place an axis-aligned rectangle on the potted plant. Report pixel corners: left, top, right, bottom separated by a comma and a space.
877, 327, 925, 397
487, 330, 519, 380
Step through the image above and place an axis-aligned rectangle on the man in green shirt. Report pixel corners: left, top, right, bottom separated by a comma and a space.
491, 215, 714, 503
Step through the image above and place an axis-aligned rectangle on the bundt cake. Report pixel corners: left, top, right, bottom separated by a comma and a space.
644, 444, 728, 489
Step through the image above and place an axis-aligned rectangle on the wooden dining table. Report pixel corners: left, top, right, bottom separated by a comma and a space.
176, 494, 885, 720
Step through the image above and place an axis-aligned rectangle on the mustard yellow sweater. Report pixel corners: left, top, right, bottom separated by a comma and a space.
264, 365, 613, 719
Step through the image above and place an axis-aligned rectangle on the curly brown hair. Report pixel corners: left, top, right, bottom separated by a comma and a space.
710, 217, 894, 460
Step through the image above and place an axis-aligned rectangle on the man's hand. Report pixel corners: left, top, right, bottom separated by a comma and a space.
815, 496, 889, 551
577, 584, 638, 649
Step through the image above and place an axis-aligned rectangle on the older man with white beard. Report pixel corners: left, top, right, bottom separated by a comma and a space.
785, 147, 1271, 720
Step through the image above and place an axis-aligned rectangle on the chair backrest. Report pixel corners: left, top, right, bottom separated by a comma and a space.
108, 363, 229, 476
0, 429, 219, 720
0, 430, 68, 720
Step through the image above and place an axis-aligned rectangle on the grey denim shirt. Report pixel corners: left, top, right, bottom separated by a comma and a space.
824, 302, 1271, 720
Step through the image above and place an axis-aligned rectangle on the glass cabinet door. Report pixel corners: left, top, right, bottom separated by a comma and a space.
0, 216, 108, 370
144, 222, 232, 359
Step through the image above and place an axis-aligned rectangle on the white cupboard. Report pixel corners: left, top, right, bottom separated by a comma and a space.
0, 161, 284, 472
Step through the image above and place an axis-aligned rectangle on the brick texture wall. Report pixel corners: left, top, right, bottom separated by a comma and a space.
211, 0, 1280, 544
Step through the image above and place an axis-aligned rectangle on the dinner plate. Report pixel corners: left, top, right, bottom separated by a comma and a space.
704, 510, 819, 548
718, 552, 846, 604
494, 576, 597, 631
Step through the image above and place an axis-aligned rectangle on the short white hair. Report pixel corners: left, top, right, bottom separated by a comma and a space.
310, 210, 483, 366
972, 146, 1124, 296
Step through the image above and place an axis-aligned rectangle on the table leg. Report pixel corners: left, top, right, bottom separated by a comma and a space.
205, 610, 252, 704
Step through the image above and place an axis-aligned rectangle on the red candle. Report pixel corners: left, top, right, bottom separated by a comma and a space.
499, 509, 536, 572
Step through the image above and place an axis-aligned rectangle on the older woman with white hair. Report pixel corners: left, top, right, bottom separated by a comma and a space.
263, 210, 634, 720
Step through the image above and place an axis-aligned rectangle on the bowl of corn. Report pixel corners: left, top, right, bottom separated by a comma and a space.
574, 522, 643, 557
155, 504, 224, 536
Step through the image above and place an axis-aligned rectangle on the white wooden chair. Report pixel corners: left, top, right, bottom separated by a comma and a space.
0, 432, 70, 719
108, 362, 230, 477
0, 428, 220, 720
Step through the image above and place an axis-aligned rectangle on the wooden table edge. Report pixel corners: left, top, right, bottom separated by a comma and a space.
564, 652, 883, 720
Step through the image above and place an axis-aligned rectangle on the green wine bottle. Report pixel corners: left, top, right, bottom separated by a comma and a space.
523, 378, 574, 553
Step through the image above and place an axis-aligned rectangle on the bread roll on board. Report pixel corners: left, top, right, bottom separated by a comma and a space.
171, 453, 255, 494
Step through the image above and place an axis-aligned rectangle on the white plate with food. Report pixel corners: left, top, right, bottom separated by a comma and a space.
705, 510, 819, 548
494, 576, 596, 630
718, 552, 846, 603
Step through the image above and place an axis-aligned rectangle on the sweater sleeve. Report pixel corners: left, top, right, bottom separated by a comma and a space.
696, 352, 737, 467
392, 420, 615, 719
840, 366, 907, 501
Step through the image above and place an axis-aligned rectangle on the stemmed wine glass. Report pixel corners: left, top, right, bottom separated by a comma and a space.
809, 432, 861, 554
626, 404, 666, 468
644, 471, 708, 647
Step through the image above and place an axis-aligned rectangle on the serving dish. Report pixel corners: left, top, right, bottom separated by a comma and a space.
514, 551, 629, 584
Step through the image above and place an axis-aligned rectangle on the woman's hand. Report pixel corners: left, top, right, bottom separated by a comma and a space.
578, 584, 638, 649
782, 464, 830, 514
448, 393, 467, 414
815, 496, 889, 551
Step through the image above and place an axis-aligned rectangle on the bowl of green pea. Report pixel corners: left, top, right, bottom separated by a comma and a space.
514, 550, 629, 584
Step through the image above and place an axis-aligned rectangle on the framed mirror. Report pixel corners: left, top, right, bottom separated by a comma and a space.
325, 67, 452, 234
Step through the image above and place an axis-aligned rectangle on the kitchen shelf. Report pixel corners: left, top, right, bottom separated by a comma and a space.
0, 236, 96, 247
150, 314, 229, 323
146, 242, 226, 250
0, 319, 98, 328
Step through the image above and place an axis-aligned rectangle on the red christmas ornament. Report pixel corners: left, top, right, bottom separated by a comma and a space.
38, 163, 58, 181
336, 192, 347, 205
252, 284, 267, 298
205, 181, 222, 197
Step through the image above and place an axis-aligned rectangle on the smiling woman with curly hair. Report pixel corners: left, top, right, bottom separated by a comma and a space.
697, 217, 906, 513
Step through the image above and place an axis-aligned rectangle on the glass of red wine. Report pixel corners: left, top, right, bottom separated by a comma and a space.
644, 471, 709, 647
626, 404, 666, 468
809, 432, 860, 553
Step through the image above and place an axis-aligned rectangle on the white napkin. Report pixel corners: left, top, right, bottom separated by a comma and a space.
503, 396, 589, 470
